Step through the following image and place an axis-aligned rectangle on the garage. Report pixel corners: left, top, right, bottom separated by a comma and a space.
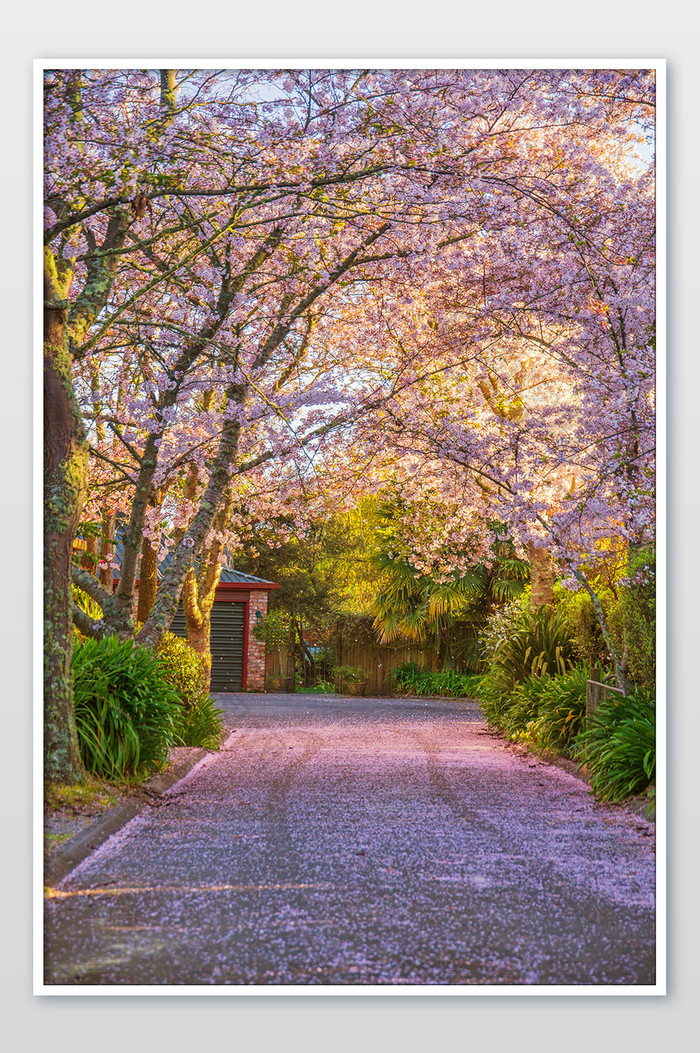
169, 598, 246, 692
165, 570, 279, 692
110, 534, 279, 692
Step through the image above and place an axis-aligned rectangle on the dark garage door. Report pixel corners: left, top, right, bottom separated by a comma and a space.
169, 601, 246, 692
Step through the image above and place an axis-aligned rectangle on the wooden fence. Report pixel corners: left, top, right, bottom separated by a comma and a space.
586, 666, 625, 722
263, 637, 439, 695
582, 667, 625, 772
334, 639, 439, 695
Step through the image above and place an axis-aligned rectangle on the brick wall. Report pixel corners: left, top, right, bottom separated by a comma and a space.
246, 591, 269, 690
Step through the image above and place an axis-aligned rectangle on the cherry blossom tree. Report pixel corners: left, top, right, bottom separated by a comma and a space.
44, 66, 656, 779
332, 93, 655, 691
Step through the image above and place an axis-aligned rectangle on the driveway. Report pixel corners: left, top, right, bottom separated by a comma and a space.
43, 693, 656, 987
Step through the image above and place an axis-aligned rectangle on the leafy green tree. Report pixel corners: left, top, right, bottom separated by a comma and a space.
369, 501, 528, 670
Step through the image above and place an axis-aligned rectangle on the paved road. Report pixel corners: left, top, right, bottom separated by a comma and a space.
44, 693, 656, 987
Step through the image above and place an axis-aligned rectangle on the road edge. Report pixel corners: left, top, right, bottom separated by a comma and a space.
44, 747, 209, 887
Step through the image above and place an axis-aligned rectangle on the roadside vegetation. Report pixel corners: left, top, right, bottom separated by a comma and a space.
69, 633, 224, 784
476, 586, 656, 811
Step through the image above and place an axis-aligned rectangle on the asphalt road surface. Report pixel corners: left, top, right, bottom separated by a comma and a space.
44, 693, 656, 987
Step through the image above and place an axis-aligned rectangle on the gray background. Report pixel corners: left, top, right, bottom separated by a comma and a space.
4, 6, 696, 1052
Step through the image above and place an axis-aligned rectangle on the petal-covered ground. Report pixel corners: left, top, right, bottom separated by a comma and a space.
44, 694, 656, 988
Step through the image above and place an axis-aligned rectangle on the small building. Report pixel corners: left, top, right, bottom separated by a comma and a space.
108, 539, 278, 692
168, 569, 278, 692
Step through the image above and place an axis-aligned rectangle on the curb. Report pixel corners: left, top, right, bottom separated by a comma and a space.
511, 741, 656, 824
44, 747, 209, 887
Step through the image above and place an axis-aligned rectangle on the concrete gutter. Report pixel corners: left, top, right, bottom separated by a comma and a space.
44, 747, 209, 887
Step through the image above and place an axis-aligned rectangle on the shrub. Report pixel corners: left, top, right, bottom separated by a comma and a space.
533, 664, 589, 753
72, 636, 182, 780
297, 678, 335, 694
514, 665, 589, 755
155, 631, 224, 747
173, 695, 225, 749
334, 665, 366, 690
155, 631, 208, 709
391, 661, 427, 693
557, 586, 610, 668
576, 687, 655, 802
557, 545, 655, 691
487, 603, 578, 687
477, 663, 517, 728
478, 599, 579, 729
391, 662, 481, 698
486, 673, 551, 739
612, 546, 656, 691
479, 663, 589, 758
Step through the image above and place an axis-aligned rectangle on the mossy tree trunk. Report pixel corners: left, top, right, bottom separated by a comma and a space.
44, 264, 87, 784
42, 70, 183, 782
136, 537, 159, 625
136, 385, 244, 652
136, 486, 168, 624
44, 203, 130, 780
180, 473, 230, 691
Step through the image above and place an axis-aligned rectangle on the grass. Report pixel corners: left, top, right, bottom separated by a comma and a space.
44, 780, 119, 814
44, 831, 73, 851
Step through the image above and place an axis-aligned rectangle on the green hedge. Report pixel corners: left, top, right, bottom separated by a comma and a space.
391, 662, 482, 698
577, 687, 655, 802
73, 636, 181, 780
156, 631, 224, 749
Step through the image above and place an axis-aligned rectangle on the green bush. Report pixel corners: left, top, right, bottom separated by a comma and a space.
391, 661, 425, 691
477, 597, 587, 753
479, 664, 589, 758
391, 662, 481, 698
488, 603, 578, 687
576, 687, 655, 802
334, 665, 366, 690
532, 664, 589, 753
612, 546, 656, 691
482, 672, 551, 739
478, 599, 579, 727
477, 663, 517, 728
156, 632, 224, 747
557, 545, 655, 691
173, 694, 225, 750
556, 586, 610, 669
297, 678, 335, 694
506, 665, 590, 755
73, 636, 182, 780
156, 631, 208, 708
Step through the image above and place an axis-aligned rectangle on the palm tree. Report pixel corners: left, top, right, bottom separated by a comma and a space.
370, 512, 528, 670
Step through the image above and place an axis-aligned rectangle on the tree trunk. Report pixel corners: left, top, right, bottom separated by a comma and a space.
137, 387, 244, 651
180, 481, 230, 690
136, 486, 168, 624
44, 296, 87, 784
181, 568, 216, 688
527, 540, 555, 609
136, 536, 159, 624
99, 511, 116, 590
295, 617, 315, 686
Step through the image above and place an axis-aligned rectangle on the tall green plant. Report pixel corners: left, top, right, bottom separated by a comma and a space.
155, 631, 224, 749
391, 662, 481, 698
482, 600, 578, 688
72, 636, 182, 780
156, 631, 208, 708
576, 687, 655, 802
